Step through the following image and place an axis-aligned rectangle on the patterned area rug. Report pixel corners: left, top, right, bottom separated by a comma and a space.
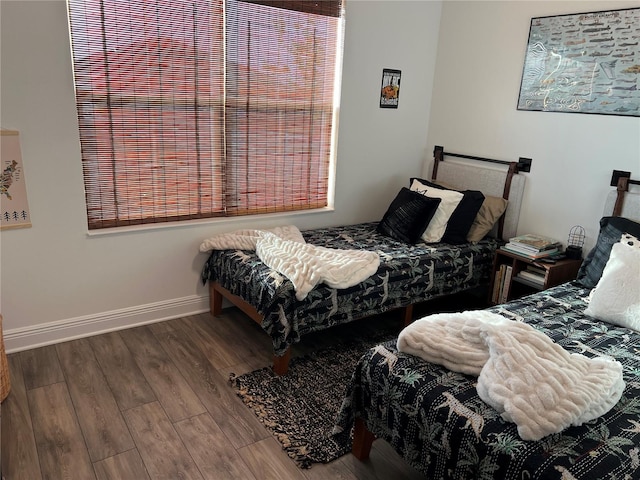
229, 323, 398, 468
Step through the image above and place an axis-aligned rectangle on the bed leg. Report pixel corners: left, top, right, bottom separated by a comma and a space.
210, 283, 223, 316
273, 348, 291, 376
352, 417, 375, 460
402, 304, 414, 327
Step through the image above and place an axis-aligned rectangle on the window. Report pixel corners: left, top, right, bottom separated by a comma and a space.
67, 0, 344, 229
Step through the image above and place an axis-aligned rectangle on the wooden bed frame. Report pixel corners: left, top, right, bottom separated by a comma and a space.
209, 281, 413, 374
611, 169, 639, 217
350, 169, 639, 460
209, 146, 532, 374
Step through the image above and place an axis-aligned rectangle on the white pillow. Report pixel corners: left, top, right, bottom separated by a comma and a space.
585, 233, 640, 331
410, 179, 463, 243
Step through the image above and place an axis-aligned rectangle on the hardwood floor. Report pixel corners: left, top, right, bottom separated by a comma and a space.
1, 292, 487, 479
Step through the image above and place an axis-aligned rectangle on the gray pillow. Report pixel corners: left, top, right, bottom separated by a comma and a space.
576, 216, 640, 289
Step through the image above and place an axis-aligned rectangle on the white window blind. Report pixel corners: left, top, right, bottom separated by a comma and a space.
67, 0, 344, 229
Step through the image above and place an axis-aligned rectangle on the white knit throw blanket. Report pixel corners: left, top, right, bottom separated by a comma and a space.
200, 226, 380, 300
397, 311, 625, 441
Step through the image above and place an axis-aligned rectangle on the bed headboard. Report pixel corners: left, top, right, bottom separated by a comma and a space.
605, 170, 640, 221
430, 145, 531, 241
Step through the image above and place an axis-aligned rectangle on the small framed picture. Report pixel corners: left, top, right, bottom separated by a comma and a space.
380, 68, 401, 109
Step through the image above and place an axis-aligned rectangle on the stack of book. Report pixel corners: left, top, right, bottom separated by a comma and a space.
501, 233, 561, 259
515, 264, 546, 289
492, 264, 513, 304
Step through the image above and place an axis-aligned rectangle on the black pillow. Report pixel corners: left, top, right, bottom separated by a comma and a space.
409, 178, 485, 244
377, 188, 441, 244
576, 216, 640, 288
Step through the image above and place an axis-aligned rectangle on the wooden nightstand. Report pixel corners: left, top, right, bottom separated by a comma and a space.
489, 249, 582, 305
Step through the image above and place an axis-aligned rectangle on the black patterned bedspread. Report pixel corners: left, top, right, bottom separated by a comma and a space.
333, 282, 640, 479
201, 222, 499, 355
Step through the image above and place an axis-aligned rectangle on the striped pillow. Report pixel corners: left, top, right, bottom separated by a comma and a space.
577, 216, 640, 289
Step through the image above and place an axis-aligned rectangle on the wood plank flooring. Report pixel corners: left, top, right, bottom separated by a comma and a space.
1, 292, 487, 479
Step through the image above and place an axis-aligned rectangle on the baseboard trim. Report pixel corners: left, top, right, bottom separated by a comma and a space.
4, 294, 210, 353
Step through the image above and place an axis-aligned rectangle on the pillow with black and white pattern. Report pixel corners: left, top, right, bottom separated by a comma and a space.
377, 187, 441, 244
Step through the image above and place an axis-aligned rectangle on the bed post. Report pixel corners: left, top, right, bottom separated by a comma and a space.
496, 162, 518, 241
210, 282, 223, 316
431, 145, 444, 181
352, 417, 376, 460
401, 304, 414, 327
614, 176, 630, 217
273, 348, 291, 376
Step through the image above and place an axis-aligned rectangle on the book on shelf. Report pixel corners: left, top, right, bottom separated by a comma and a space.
513, 275, 545, 290
525, 265, 546, 276
508, 233, 561, 252
506, 242, 560, 254
500, 265, 513, 303
501, 244, 559, 259
492, 264, 505, 304
517, 269, 545, 285
492, 264, 514, 304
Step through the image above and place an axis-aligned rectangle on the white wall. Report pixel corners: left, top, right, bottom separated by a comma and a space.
0, 1, 442, 350
5, 0, 638, 352
427, 1, 640, 253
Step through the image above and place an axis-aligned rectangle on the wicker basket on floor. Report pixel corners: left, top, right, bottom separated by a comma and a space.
0, 315, 10, 402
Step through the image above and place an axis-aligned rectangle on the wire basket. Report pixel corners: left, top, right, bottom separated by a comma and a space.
566, 225, 586, 260
568, 225, 585, 248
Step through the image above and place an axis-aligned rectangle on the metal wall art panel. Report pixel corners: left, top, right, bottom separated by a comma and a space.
517, 7, 639, 117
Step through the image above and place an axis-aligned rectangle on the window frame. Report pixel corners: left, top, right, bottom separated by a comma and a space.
67, 0, 344, 231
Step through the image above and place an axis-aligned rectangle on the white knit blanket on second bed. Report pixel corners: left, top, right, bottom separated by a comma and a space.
200, 226, 380, 301
397, 311, 625, 441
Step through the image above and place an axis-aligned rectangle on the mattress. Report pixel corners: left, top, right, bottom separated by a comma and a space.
202, 222, 499, 355
334, 282, 640, 479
